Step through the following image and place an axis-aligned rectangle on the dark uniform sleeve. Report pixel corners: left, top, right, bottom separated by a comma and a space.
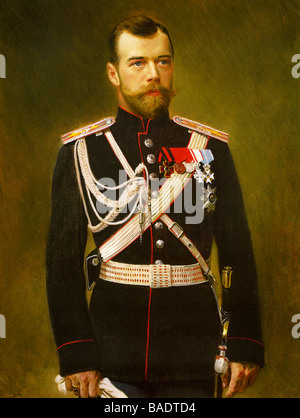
46, 144, 101, 377
213, 141, 264, 367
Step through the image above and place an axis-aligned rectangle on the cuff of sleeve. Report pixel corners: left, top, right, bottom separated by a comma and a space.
57, 339, 102, 377
226, 337, 265, 368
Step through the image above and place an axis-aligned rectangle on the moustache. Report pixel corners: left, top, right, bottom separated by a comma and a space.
122, 83, 176, 99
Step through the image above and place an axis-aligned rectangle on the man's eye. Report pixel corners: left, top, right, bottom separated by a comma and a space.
131, 61, 143, 67
157, 59, 171, 67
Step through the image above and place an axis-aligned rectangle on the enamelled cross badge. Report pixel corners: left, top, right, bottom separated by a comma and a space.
158, 147, 217, 212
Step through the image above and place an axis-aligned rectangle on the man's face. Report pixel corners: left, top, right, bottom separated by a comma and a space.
108, 30, 175, 119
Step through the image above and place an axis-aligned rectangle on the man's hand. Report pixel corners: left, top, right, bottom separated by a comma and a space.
65, 370, 103, 398
221, 362, 260, 398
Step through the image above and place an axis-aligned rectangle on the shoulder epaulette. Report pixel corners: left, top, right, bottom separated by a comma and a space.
173, 116, 229, 143
61, 117, 115, 145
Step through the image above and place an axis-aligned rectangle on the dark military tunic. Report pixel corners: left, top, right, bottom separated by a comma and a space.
46, 107, 264, 383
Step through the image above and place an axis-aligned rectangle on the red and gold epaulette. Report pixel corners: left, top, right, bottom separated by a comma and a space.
61, 117, 115, 145
173, 116, 229, 143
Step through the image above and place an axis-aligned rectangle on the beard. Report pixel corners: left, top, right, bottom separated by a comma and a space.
119, 80, 176, 119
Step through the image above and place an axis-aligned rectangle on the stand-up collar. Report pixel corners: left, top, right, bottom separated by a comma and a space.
115, 106, 171, 134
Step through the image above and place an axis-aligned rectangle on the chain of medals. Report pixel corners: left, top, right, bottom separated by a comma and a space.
194, 161, 217, 213
159, 154, 217, 213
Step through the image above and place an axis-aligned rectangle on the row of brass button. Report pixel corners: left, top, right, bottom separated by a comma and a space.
143, 138, 166, 264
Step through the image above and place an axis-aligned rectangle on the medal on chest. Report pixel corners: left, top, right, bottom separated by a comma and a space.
158, 147, 217, 214
193, 152, 217, 212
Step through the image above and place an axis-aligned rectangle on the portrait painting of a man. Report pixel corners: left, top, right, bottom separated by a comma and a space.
0, 0, 299, 400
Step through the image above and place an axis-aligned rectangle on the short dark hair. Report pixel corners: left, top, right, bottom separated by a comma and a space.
109, 15, 174, 64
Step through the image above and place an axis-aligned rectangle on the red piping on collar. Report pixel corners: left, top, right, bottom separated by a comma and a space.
118, 105, 152, 132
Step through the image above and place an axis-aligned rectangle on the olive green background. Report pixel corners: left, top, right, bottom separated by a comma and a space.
0, 0, 299, 398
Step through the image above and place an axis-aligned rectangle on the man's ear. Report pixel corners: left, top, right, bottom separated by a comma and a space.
107, 62, 120, 87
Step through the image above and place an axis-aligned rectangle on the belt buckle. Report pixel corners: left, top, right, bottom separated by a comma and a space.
168, 221, 184, 239
150, 264, 172, 288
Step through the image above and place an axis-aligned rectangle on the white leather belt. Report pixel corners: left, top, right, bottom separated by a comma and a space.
99, 260, 207, 288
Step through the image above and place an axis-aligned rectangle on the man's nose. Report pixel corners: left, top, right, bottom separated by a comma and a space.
146, 62, 160, 82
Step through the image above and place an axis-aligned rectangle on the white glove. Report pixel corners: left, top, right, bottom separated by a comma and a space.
55, 375, 128, 398
99, 377, 128, 398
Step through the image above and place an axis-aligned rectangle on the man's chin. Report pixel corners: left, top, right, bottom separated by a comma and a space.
131, 96, 171, 119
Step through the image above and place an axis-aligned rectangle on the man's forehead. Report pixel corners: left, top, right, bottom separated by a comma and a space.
117, 30, 172, 60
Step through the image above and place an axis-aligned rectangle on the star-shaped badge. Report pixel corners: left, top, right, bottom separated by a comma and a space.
201, 185, 217, 212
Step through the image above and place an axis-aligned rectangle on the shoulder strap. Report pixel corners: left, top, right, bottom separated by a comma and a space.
174, 116, 229, 143
61, 117, 115, 145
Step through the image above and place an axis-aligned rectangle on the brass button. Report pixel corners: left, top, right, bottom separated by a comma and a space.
147, 154, 156, 164
156, 239, 165, 249
154, 221, 163, 230
150, 173, 158, 180
144, 138, 154, 148
92, 257, 99, 266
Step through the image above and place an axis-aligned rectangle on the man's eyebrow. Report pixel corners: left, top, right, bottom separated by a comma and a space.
127, 54, 172, 62
127, 56, 144, 62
